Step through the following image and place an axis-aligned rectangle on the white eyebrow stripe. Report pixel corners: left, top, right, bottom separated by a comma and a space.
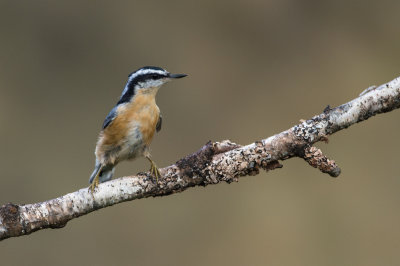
128, 69, 167, 80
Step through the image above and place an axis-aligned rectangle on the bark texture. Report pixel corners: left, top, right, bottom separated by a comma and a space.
1, 76, 400, 241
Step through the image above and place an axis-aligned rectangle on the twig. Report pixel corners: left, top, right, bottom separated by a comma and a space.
1, 75, 399, 241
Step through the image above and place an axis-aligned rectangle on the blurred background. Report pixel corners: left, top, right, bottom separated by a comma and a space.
0, 1, 399, 265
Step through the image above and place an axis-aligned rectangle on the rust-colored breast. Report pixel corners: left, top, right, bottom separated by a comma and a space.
95, 90, 160, 164
130, 93, 160, 146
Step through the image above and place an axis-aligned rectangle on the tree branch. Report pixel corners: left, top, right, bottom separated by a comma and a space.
1, 75, 400, 241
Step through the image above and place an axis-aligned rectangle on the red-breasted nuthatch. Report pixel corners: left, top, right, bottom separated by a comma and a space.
89, 66, 187, 191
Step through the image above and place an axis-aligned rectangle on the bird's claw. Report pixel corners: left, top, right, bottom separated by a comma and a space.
149, 160, 161, 183
88, 175, 100, 194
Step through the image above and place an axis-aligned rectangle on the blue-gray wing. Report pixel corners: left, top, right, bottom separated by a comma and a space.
156, 114, 162, 132
102, 106, 118, 129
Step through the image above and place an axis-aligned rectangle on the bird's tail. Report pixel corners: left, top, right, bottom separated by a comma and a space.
89, 161, 115, 184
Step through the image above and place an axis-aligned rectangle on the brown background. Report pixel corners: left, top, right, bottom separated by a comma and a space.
1, 1, 400, 265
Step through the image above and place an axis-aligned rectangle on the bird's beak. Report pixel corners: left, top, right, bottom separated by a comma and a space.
168, 73, 187, 79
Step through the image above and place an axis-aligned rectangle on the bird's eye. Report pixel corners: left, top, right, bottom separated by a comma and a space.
151, 74, 158, 79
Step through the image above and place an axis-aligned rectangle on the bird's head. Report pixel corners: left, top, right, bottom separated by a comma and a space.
128, 66, 186, 90
118, 66, 187, 104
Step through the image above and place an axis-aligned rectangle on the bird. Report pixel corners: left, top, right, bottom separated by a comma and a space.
89, 66, 187, 192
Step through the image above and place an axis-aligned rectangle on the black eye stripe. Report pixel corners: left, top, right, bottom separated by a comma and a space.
133, 73, 167, 86
141, 73, 167, 81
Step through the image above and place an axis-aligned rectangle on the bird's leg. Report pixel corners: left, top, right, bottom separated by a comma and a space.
147, 156, 161, 182
144, 151, 160, 182
89, 165, 103, 193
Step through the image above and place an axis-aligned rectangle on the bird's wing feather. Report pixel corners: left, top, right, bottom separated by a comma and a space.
156, 114, 162, 132
102, 106, 118, 129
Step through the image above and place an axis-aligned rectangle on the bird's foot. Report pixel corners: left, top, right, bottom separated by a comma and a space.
89, 175, 100, 194
148, 159, 161, 183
